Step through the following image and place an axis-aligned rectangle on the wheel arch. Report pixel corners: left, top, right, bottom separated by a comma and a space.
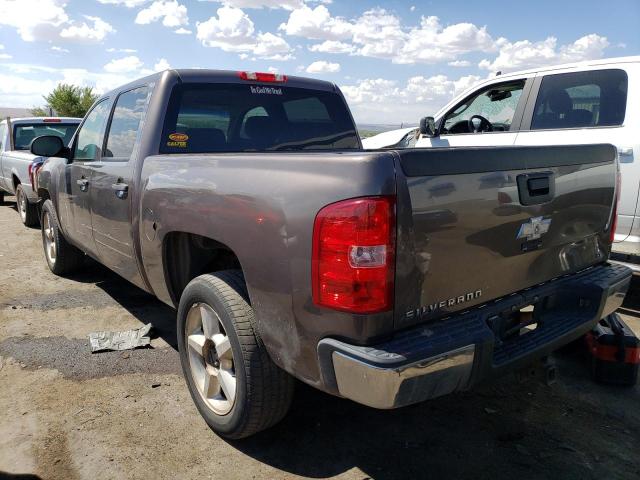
162, 231, 244, 307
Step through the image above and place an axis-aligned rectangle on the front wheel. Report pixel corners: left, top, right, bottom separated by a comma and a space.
41, 199, 84, 275
177, 270, 294, 439
16, 184, 39, 227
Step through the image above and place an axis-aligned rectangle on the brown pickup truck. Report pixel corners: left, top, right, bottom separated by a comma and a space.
32, 69, 631, 438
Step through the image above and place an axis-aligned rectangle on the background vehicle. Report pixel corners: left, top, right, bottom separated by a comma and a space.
34, 69, 630, 439
363, 56, 639, 267
0, 117, 81, 226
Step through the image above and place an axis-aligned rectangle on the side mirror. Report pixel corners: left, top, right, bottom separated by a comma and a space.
419, 116, 437, 137
30, 135, 68, 158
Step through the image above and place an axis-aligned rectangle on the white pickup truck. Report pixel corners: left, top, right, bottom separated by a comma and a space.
0, 117, 81, 226
363, 56, 639, 267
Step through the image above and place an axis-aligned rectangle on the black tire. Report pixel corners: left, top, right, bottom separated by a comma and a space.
177, 270, 294, 439
41, 199, 84, 275
0, 191, 5, 205
16, 184, 39, 227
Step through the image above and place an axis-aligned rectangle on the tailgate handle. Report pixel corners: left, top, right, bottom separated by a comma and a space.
528, 177, 549, 196
517, 172, 555, 206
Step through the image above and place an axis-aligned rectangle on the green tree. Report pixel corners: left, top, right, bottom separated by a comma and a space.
33, 84, 98, 118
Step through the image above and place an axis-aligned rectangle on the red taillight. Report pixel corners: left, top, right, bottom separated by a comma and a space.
28, 161, 43, 189
312, 196, 395, 314
43, 118, 62, 123
238, 71, 287, 83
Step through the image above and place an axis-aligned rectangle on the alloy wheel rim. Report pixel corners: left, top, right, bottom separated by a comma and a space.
185, 302, 237, 415
43, 212, 56, 264
17, 190, 26, 221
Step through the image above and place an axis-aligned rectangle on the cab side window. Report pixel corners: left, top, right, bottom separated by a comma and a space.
73, 100, 111, 161
531, 69, 628, 130
442, 81, 525, 134
104, 86, 149, 161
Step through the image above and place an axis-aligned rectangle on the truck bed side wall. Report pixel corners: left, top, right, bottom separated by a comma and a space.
139, 151, 397, 386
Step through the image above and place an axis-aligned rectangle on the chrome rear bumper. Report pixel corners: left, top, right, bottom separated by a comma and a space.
317, 262, 631, 409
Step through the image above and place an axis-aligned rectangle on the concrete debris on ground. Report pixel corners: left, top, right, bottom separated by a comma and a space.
89, 323, 153, 353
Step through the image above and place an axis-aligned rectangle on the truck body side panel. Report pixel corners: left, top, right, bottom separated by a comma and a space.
139, 151, 397, 385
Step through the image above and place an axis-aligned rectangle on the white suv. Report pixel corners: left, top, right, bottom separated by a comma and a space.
363, 56, 639, 266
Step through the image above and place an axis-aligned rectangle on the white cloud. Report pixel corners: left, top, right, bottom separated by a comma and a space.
0, 1, 115, 43
197, 6, 293, 60
60, 15, 115, 42
341, 74, 482, 124
0, 43, 11, 59
308, 40, 354, 54
50, 45, 69, 53
305, 60, 340, 73
0, 0, 69, 42
448, 60, 470, 67
202, 0, 303, 10
479, 34, 609, 72
0, 62, 149, 107
174, 27, 192, 34
281, 7, 495, 64
97, 0, 148, 7
154, 58, 171, 71
135, 0, 188, 28
104, 55, 144, 73
107, 47, 138, 53
279, 5, 352, 40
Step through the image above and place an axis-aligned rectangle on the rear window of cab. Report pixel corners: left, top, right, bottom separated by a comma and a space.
160, 83, 360, 153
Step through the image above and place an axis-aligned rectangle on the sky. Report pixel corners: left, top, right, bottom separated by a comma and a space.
0, 0, 638, 124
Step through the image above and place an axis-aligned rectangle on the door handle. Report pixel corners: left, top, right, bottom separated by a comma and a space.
112, 182, 128, 200
516, 172, 555, 206
76, 178, 89, 192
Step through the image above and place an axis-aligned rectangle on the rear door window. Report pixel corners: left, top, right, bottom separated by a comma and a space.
104, 86, 149, 161
531, 69, 628, 130
160, 83, 359, 153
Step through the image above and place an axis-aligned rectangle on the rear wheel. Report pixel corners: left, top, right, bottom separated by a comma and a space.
177, 270, 294, 439
16, 184, 38, 227
41, 199, 84, 275
0, 191, 5, 204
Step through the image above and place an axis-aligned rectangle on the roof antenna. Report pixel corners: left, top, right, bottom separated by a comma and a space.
495, 71, 502, 76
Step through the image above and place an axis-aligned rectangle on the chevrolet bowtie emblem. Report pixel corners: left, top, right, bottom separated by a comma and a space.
517, 216, 551, 241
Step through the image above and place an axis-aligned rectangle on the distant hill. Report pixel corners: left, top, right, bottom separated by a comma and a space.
0, 107, 32, 119
358, 123, 416, 139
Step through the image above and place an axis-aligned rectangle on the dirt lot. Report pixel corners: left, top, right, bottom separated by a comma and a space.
1, 196, 639, 480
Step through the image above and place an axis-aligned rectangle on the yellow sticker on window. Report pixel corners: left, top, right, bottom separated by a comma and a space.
167, 132, 188, 148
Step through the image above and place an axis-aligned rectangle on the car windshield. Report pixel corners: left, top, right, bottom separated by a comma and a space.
13, 123, 78, 150
160, 83, 360, 153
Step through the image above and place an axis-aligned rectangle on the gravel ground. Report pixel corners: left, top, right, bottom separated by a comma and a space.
1, 195, 639, 480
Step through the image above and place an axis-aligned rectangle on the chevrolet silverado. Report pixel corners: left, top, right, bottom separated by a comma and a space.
32, 69, 631, 438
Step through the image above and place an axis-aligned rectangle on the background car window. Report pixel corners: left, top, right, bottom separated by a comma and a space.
74, 101, 110, 161
531, 69, 628, 130
104, 87, 149, 160
442, 81, 525, 134
13, 124, 78, 150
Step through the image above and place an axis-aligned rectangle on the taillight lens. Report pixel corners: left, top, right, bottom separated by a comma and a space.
28, 161, 44, 189
312, 196, 395, 314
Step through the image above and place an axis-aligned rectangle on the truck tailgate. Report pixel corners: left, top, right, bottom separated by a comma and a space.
393, 144, 617, 329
